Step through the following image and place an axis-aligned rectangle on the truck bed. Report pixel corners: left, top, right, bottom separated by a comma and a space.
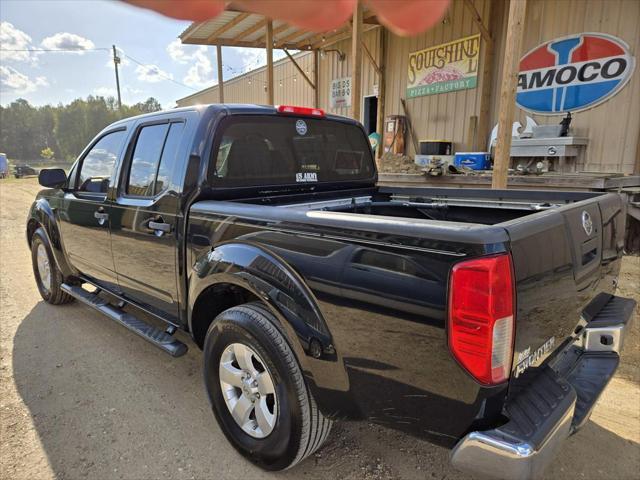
194, 185, 624, 396
236, 186, 605, 226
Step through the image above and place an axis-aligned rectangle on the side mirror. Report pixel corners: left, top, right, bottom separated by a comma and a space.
38, 168, 68, 189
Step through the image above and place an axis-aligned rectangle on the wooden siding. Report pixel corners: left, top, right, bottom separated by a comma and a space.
317, 29, 381, 117
509, 0, 640, 174
177, 0, 640, 174
383, 0, 491, 155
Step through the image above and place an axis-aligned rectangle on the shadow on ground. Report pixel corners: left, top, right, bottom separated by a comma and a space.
12, 301, 640, 479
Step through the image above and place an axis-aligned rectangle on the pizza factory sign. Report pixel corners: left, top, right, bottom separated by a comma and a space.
406, 33, 480, 98
517, 33, 635, 114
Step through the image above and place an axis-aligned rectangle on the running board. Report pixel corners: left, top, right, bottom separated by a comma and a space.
61, 284, 188, 357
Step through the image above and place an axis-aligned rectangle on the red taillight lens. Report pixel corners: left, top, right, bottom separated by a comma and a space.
448, 253, 515, 385
277, 105, 325, 117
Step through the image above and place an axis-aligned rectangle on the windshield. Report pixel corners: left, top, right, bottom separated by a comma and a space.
210, 115, 375, 187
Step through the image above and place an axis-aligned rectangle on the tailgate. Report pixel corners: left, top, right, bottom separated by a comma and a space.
502, 193, 625, 378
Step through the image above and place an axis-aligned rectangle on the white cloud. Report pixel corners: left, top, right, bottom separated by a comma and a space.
231, 47, 266, 73
41, 32, 95, 53
167, 39, 213, 87
0, 65, 48, 94
184, 49, 213, 87
0, 22, 36, 63
135, 63, 172, 83
166, 39, 191, 64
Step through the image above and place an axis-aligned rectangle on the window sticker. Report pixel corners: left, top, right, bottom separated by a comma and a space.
295, 119, 308, 135
296, 172, 317, 182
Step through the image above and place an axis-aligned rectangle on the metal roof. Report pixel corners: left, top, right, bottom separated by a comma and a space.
179, 9, 379, 50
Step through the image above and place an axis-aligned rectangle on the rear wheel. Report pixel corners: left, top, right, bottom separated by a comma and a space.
203, 302, 332, 470
31, 228, 74, 305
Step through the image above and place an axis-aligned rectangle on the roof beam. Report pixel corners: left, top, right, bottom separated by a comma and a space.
283, 49, 315, 89
182, 37, 302, 50
255, 22, 291, 45
361, 40, 380, 75
205, 12, 251, 43
363, 14, 379, 24
310, 26, 352, 49
275, 28, 310, 48
232, 18, 267, 42
463, 0, 492, 44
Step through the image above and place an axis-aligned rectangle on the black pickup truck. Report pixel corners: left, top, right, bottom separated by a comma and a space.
28, 104, 635, 479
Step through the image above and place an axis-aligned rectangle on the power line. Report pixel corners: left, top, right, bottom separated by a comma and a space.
122, 53, 200, 91
0, 47, 110, 52
1, 45, 286, 92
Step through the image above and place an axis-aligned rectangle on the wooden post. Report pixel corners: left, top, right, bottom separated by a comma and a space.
266, 20, 274, 105
216, 44, 224, 103
472, 0, 494, 151
492, 0, 527, 190
314, 50, 320, 108
376, 29, 387, 159
351, 2, 363, 120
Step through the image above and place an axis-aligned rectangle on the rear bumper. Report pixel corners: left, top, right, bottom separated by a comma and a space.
450, 294, 636, 480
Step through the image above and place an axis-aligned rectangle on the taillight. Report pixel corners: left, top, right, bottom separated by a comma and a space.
277, 105, 325, 117
448, 253, 515, 385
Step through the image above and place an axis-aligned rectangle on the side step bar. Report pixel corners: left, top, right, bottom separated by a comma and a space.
62, 283, 188, 357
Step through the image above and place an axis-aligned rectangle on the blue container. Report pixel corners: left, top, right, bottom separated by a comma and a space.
454, 152, 490, 170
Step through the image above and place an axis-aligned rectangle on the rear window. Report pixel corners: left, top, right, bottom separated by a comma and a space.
210, 115, 374, 187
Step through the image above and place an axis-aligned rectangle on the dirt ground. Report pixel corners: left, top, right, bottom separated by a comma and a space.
1, 177, 639, 480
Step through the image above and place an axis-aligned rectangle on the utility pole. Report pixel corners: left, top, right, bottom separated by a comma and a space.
112, 45, 122, 111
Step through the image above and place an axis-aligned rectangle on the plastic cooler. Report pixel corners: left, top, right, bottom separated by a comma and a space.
454, 152, 490, 170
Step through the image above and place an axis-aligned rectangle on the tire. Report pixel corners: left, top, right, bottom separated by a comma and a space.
203, 302, 332, 470
31, 228, 74, 305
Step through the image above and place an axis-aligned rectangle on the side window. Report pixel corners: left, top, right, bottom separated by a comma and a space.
127, 123, 169, 196
214, 137, 233, 177
77, 130, 126, 193
154, 122, 184, 195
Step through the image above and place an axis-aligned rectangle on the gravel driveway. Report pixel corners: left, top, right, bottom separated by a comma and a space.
1, 178, 639, 480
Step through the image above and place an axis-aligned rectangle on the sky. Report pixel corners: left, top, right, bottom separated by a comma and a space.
0, 0, 282, 108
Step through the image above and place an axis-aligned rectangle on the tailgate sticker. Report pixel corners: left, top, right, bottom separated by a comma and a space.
295, 119, 308, 135
296, 172, 317, 182
514, 337, 556, 378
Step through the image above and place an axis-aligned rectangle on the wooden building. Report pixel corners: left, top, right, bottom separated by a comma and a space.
176, 0, 640, 177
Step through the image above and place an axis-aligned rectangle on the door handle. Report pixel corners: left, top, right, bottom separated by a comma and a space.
94, 210, 109, 226
149, 217, 172, 236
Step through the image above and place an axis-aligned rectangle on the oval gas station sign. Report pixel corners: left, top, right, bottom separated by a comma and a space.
516, 33, 635, 114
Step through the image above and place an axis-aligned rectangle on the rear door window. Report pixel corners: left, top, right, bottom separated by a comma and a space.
154, 122, 184, 195
211, 116, 374, 187
127, 124, 169, 196
126, 122, 185, 197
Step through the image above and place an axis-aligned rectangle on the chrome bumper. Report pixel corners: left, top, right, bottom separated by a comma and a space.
451, 294, 636, 480
450, 403, 574, 480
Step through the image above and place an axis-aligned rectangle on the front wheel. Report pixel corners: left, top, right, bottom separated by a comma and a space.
203, 303, 332, 470
31, 228, 74, 305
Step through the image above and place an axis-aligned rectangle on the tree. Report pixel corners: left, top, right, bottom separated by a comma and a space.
132, 97, 162, 114
40, 147, 55, 160
0, 96, 163, 162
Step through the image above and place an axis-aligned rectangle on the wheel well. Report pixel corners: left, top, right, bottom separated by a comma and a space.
191, 283, 260, 349
26, 219, 40, 245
